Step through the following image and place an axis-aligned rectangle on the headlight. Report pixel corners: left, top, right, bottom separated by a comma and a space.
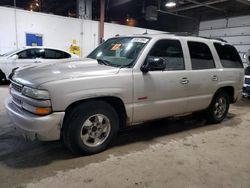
22, 102, 52, 115
22, 86, 50, 100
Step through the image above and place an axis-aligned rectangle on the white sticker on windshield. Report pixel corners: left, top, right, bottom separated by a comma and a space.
131, 38, 149, 43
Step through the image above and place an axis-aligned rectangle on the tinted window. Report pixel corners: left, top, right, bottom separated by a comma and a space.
214, 43, 243, 68
44, 49, 71, 59
63, 52, 71, 58
188, 41, 215, 70
148, 39, 185, 70
17, 49, 43, 59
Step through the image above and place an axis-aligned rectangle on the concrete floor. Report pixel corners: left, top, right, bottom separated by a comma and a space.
0, 85, 250, 188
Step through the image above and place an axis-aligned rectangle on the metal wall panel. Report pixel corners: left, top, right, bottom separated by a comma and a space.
199, 15, 250, 62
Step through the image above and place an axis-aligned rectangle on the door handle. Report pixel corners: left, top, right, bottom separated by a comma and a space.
212, 75, 218, 81
180, 77, 189, 84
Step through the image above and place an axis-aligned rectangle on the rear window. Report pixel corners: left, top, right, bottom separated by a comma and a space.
214, 43, 243, 68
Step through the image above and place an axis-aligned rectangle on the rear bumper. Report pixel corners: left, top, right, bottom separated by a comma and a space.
5, 96, 65, 141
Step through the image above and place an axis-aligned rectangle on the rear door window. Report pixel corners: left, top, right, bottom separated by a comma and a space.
44, 49, 71, 59
214, 43, 243, 68
188, 41, 215, 70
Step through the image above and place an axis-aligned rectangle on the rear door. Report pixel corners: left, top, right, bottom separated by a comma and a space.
133, 39, 190, 122
186, 41, 220, 112
213, 43, 244, 99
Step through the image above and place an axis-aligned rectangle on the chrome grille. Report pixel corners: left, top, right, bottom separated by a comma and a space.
11, 82, 23, 93
245, 78, 250, 84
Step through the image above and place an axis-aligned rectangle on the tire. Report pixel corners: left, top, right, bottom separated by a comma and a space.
0, 71, 6, 85
63, 101, 119, 155
205, 91, 230, 124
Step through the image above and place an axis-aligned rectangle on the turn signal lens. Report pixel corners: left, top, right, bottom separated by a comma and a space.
22, 102, 52, 115
35, 107, 52, 115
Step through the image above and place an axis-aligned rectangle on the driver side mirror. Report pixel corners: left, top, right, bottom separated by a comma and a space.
11, 54, 18, 61
141, 57, 166, 73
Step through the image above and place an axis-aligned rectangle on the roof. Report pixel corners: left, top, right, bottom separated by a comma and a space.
23, 46, 70, 52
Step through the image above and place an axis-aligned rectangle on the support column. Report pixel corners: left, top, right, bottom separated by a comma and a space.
99, 0, 105, 44
14, 0, 18, 48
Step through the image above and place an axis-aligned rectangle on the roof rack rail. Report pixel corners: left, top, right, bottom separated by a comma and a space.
199, 36, 227, 43
170, 32, 196, 36
170, 32, 228, 43
117, 32, 227, 43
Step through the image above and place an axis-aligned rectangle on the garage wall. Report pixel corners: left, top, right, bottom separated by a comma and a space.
0, 6, 162, 56
199, 15, 250, 62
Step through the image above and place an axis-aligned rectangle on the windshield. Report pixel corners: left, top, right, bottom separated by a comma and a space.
2, 49, 20, 56
87, 37, 150, 67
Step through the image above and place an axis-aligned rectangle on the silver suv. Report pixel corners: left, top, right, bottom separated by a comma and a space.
5, 34, 244, 154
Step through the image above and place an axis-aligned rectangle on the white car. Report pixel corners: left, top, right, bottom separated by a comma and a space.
0, 46, 78, 83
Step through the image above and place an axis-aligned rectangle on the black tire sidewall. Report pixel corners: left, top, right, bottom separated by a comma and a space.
0, 71, 6, 85
63, 101, 119, 154
206, 91, 230, 124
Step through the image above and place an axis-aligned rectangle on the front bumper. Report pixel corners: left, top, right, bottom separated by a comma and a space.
5, 96, 65, 141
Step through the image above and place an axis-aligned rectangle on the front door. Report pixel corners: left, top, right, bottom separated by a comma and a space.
15, 48, 44, 68
3, 48, 44, 77
133, 39, 190, 123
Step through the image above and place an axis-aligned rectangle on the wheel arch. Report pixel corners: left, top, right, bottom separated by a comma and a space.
214, 86, 235, 103
0, 69, 6, 77
64, 96, 128, 129
0, 69, 7, 83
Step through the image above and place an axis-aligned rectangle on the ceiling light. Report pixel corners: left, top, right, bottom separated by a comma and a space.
165, 0, 177, 8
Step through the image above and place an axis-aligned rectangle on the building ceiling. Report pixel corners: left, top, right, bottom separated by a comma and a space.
1, 0, 250, 32
105, 0, 250, 21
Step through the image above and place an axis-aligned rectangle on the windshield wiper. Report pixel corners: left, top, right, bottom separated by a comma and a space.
96, 58, 113, 66
118, 60, 135, 68
97, 58, 133, 68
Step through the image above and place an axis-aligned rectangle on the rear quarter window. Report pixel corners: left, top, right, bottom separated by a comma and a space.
214, 43, 243, 68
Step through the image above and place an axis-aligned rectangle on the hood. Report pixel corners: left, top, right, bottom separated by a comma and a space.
12, 58, 120, 88
0, 56, 8, 61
